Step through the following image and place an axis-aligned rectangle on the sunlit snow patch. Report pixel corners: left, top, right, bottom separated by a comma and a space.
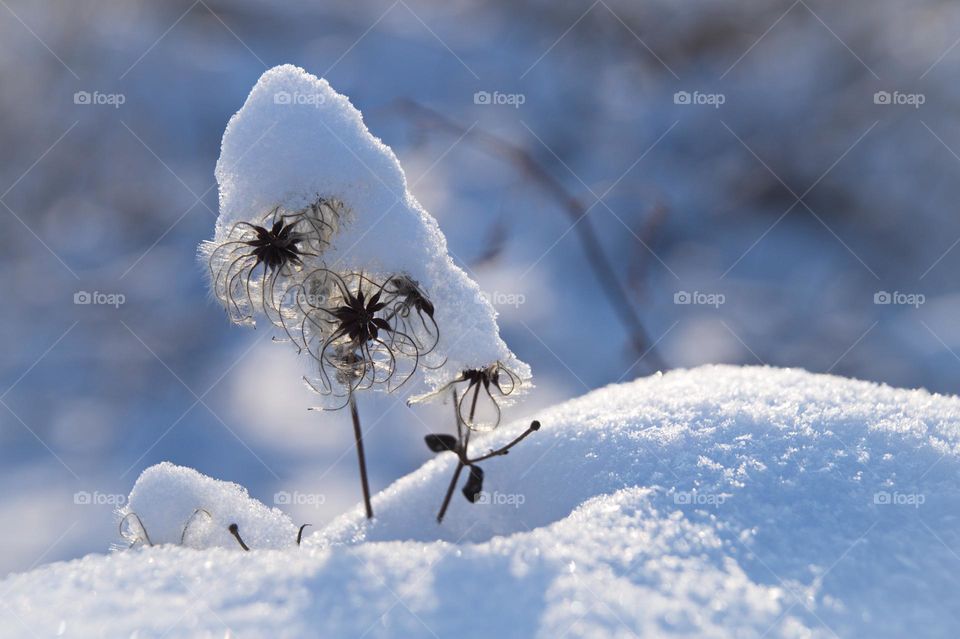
119, 462, 297, 550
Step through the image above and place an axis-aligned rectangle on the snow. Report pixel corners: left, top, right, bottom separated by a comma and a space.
4, 365, 960, 637
119, 462, 298, 550
210, 64, 530, 396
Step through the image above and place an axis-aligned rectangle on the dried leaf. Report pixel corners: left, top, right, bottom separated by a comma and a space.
425, 434, 458, 453
462, 465, 484, 503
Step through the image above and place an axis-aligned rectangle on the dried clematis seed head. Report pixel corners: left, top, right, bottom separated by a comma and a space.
200, 197, 343, 327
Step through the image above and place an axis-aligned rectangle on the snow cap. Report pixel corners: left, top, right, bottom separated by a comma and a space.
214, 64, 530, 396
121, 462, 297, 550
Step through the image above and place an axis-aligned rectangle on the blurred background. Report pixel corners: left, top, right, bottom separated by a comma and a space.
1, 0, 958, 576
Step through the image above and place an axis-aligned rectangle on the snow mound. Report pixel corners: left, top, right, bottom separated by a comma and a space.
213, 64, 529, 394
120, 462, 297, 550
4, 366, 960, 638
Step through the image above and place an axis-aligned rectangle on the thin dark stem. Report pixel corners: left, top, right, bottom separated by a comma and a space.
465, 381, 481, 429
437, 389, 474, 523
468, 420, 541, 463
350, 395, 374, 519
393, 99, 666, 371
436, 460, 464, 524
454, 389, 463, 441
297, 523, 312, 546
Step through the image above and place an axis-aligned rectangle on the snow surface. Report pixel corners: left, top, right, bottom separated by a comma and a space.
4, 365, 960, 637
212, 64, 530, 395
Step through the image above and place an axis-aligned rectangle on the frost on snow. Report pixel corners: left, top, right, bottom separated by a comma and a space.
199, 64, 530, 408
5, 366, 960, 637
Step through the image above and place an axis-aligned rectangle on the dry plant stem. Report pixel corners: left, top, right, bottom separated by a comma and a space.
435, 457, 465, 524
297, 524, 312, 546
350, 394, 374, 519
436, 388, 477, 523
228, 523, 250, 551
435, 388, 541, 523
395, 99, 666, 371
469, 424, 539, 463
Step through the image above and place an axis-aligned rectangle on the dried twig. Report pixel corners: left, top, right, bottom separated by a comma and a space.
431, 389, 540, 523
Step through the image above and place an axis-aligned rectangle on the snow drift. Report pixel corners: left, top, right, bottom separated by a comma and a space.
3, 365, 960, 637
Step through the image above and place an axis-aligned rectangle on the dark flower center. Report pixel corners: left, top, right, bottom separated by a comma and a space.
247, 221, 303, 270
332, 289, 391, 344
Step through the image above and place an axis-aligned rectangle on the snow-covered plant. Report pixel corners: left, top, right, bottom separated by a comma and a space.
200, 198, 342, 326
410, 361, 524, 431
200, 64, 532, 520
425, 389, 541, 523
283, 269, 439, 403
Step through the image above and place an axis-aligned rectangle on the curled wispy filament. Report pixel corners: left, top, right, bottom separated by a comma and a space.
282, 269, 439, 408
384, 275, 440, 356
410, 362, 524, 431
202, 197, 444, 410
201, 198, 342, 326
119, 512, 153, 548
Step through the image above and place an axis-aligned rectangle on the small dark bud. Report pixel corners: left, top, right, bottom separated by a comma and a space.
462, 465, 484, 503
228, 523, 250, 551
530, 420, 541, 431
425, 434, 459, 453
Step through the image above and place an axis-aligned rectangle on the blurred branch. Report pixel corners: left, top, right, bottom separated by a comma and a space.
392, 99, 667, 372
472, 216, 508, 267
628, 200, 669, 297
